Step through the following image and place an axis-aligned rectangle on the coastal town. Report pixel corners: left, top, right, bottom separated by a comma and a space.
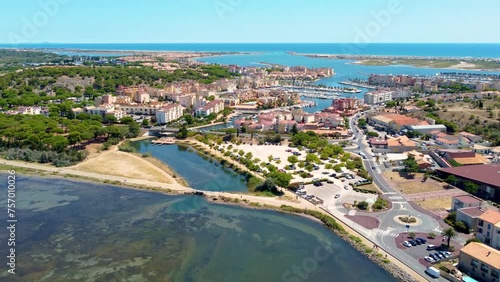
0, 46, 499, 282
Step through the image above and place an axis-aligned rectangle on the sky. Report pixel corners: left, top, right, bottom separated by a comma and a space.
0, 0, 499, 44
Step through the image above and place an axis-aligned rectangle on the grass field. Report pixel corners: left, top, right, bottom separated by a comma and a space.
415, 198, 452, 211
383, 171, 446, 194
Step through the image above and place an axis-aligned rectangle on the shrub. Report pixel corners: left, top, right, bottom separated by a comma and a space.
356, 201, 369, 210
428, 232, 436, 239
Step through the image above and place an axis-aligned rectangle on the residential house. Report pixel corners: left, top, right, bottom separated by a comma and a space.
452, 195, 483, 211
195, 100, 224, 117
477, 210, 500, 250
458, 242, 499, 281
456, 207, 485, 233
386, 135, 418, 153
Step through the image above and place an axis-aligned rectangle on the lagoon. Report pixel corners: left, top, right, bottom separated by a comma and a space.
131, 141, 249, 192
0, 175, 397, 282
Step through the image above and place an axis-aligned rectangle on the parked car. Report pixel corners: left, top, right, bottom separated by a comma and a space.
344, 185, 349, 190
334, 194, 340, 199
415, 239, 422, 245
409, 240, 417, 246
434, 253, 444, 260
424, 256, 435, 263
426, 244, 436, 251
416, 238, 427, 244
402, 241, 412, 247
305, 195, 314, 200
313, 182, 323, 187
443, 251, 452, 258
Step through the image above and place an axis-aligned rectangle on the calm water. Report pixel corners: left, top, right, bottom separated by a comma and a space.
0, 175, 397, 282
130, 141, 248, 192
2, 43, 500, 57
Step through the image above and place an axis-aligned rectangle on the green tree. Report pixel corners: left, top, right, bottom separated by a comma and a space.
464, 181, 478, 194
305, 153, 320, 164
441, 227, 458, 248
445, 175, 459, 186
356, 201, 369, 210
255, 178, 279, 194
366, 131, 379, 138
104, 114, 117, 124
403, 156, 419, 175
290, 124, 299, 135
142, 119, 150, 127
357, 118, 367, 128
287, 155, 299, 164
177, 125, 188, 139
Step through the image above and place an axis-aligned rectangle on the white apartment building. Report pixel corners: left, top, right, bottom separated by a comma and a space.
117, 104, 163, 115
155, 103, 185, 124
195, 100, 224, 117
364, 90, 393, 104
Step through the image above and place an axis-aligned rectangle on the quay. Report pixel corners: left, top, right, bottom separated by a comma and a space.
338, 81, 377, 89
151, 137, 176, 145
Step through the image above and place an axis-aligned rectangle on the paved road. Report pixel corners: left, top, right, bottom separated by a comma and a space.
336, 113, 449, 282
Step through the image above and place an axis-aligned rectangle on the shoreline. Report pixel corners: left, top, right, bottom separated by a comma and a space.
0, 159, 423, 282
291, 52, 500, 71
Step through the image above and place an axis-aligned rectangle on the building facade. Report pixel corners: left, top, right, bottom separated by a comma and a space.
155, 104, 185, 125
458, 242, 499, 282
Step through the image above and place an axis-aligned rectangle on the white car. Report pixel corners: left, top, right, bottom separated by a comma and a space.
402, 241, 412, 247
424, 256, 435, 263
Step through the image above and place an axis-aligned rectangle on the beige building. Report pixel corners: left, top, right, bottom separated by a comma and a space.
458, 242, 499, 282
477, 210, 500, 250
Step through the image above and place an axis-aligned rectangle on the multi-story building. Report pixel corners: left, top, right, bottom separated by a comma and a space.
452, 195, 483, 211
195, 100, 224, 117
155, 103, 185, 125
477, 210, 500, 250
458, 242, 499, 282
364, 90, 393, 104
117, 103, 164, 115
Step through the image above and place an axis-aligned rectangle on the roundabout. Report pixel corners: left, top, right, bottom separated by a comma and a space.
393, 215, 422, 226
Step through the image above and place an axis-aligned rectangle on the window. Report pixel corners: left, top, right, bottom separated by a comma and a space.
492, 270, 499, 278
478, 228, 483, 234
479, 220, 484, 227
481, 264, 489, 273
471, 260, 479, 267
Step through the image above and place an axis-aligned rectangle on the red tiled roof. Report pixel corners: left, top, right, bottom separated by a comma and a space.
458, 207, 485, 217
438, 164, 500, 188
454, 195, 482, 205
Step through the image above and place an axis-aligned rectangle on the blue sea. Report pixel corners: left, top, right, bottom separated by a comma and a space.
3, 43, 500, 104
2, 43, 500, 58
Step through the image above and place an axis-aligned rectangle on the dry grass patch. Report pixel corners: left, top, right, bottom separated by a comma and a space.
415, 197, 452, 211
73, 151, 172, 183
383, 171, 445, 194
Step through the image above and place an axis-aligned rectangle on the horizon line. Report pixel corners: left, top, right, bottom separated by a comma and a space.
1, 42, 500, 45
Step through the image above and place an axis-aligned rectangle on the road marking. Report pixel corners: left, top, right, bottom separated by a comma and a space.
433, 227, 442, 233
383, 192, 398, 195
373, 228, 399, 237
388, 195, 405, 201
391, 201, 408, 204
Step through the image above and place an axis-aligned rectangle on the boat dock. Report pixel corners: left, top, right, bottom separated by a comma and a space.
151, 137, 176, 145
338, 81, 377, 89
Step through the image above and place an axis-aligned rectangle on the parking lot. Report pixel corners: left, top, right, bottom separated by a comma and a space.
299, 181, 378, 210
395, 232, 461, 267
